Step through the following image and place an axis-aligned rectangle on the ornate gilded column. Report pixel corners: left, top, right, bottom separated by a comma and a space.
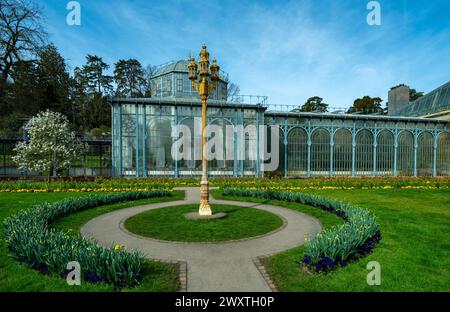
187, 45, 220, 216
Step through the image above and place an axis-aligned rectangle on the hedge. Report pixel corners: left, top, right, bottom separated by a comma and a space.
3, 190, 171, 288
222, 188, 380, 272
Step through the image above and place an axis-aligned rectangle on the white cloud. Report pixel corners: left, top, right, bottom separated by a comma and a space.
41, 0, 450, 108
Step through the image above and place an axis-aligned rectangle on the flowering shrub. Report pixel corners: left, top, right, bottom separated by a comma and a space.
222, 188, 380, 272
12, 110, 86, 180
3, 190, 171, 288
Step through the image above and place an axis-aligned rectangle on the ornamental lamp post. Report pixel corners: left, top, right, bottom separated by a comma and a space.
188, 44, 220, 216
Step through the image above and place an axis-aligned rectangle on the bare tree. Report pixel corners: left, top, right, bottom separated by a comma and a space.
227, 82, 240, 102
144, 64, 158, 97
0, 0, 46, 99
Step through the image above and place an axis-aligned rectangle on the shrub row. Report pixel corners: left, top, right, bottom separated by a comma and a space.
2, 177, 448, 192
3, 190, 171, 288
216, 177, 450, 190
222, 188, 380, 272
0, 178, 199, 191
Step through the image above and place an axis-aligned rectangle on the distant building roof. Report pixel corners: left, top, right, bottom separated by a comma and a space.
151, 59, 229, 81
412, 81, 450, 117
390, 81, 450, 117
153, 60, 189, 77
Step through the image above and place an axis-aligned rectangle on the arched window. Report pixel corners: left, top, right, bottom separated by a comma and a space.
121, 112, 137, 175
397, 131, 414, 176
243, 122, 257, 172
333, 129, 352, 176
277, 127, 286, 176
177, 117, 201, 172
377, 130, 394, 176
355, 129, 373, 176
207, 118, 234, 174
311, 128, 330, 176
437, 132, 450, 176
287, 128, 308, 176
417, 132, 434, 176
146, 117, 173, 173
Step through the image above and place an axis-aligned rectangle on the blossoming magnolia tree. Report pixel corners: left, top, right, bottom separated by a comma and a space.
13, 110, 85, 181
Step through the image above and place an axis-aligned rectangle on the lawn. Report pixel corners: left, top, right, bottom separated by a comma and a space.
124, 204, 283, 242
0, 191, 184, 291
213, 188, 450, 291
2, 180, 449, 292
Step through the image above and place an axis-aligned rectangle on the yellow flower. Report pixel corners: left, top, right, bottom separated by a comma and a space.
114, 244, 121, 251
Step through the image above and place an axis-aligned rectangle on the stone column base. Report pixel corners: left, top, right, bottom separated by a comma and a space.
199, 180, 212, 215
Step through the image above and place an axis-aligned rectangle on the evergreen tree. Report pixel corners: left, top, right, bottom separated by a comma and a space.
114, 59, 146, 98
347, 96, 383, 114
82, 55, 113, 95
298, 96, 329, 113
37, 44, 71, 114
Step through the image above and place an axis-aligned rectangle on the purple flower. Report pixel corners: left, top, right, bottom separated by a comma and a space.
323, 257, 336, 267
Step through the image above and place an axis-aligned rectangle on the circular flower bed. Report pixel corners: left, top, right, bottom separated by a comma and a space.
124, 204, 284, 242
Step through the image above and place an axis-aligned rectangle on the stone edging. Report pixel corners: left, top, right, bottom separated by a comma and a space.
146, 259, 187, 292
177, 260, 188, 292
252, 255, 278, 292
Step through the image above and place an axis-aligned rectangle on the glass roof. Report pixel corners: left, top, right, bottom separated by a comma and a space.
152, 59, 229, 81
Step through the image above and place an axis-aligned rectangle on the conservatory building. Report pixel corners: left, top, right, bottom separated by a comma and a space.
110, 60, 450, 178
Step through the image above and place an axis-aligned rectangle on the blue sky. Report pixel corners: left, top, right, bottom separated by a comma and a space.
40, 0, 450, 108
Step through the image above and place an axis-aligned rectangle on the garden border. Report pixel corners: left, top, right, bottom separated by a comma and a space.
3, 190, 175, 288
221, 188, 381, 273
252, 255, 278, 292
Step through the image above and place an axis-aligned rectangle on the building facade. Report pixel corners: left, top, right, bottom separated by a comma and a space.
110, 60, 450, 178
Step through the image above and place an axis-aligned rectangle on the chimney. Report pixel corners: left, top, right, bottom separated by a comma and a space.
388, 85, 410, 116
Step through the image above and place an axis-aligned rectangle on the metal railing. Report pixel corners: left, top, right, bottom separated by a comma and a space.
264, 104, 349, 114
228, 95, 268, 105
0, 137, 112, 178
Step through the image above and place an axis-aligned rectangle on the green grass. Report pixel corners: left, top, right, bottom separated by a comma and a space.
124, 204, 284, 242
0, 191, 184, 291
51, 190, 184, 232
213, 188, 450, 291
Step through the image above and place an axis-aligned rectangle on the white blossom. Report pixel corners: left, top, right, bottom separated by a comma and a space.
12, 110, 85, 176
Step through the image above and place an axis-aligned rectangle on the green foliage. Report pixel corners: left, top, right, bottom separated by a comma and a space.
1, 44, 73, 132
90, 127, 104, 138
3, 190, 171, 288
37, 44, 72, 113
347, 96, 383, 114
298, 96, 329, 113
82, 55, 113, 95
390, 84, 423, 101
222, 188, 379, 269
409, 88, 424, 102
0, 177, 199, 191
114, 59, 146, 98
212, 177, 450, 190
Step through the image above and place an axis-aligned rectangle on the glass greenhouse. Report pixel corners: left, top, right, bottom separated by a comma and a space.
111, 98, 450, 177
110, 60, 450, 178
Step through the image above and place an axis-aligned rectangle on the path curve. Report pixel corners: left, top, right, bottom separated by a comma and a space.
81, 187, 322, 292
